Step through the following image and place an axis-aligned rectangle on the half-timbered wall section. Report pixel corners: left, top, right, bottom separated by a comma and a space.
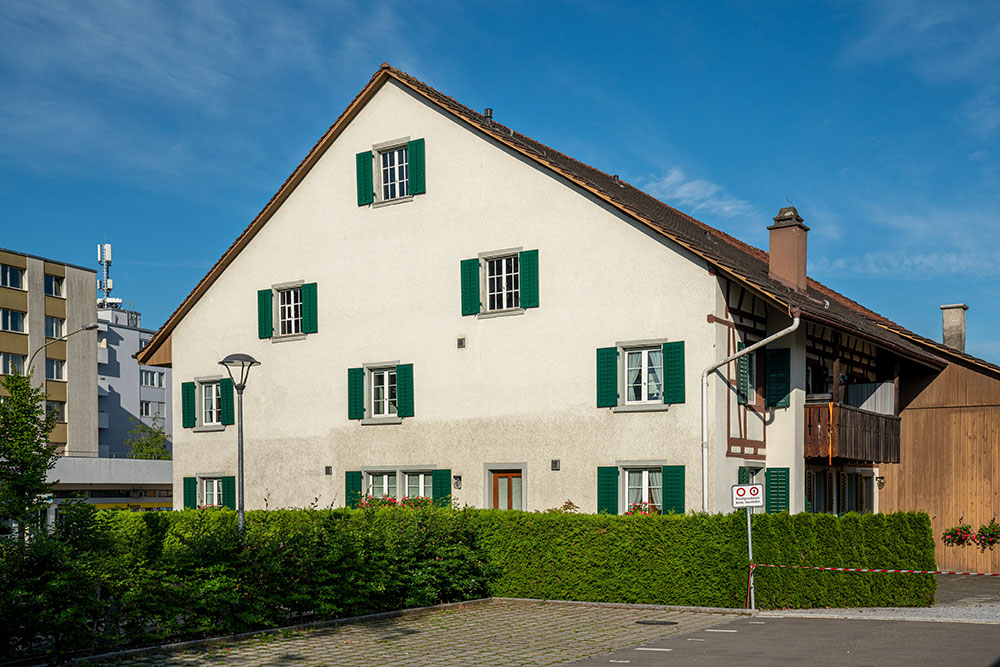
717, 278, 769, 460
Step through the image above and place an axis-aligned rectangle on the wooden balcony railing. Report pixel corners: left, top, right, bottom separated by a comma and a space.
804, 402, 900, 464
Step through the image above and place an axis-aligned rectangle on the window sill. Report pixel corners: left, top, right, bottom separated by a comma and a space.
361, 417, 404, 426
271, 333, 307, 344
194, 424, 226, 433
372, 195, 414, 209
613, 403, 671, 414
477, 308, 525, 320
1, 329, 26, 336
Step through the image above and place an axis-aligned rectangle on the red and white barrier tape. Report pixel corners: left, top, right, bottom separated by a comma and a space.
752, 563, 1000, 576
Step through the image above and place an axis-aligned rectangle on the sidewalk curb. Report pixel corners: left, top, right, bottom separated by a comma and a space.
757, 611, 1000, 625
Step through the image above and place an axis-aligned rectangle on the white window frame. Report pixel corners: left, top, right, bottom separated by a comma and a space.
1, 309, 25, 333
367, 471, 397, 498
380, 146, 409, 202
370, 367, 397, 418
140, 401, 152, 418
0, 265, 24, 290
372, 137, 412, 206
45, 358, 65, 381
140, 369, 164, 388
203, 478, 223, 507
44, 274, 64, 297
278, 286, 303, 336
485, 253, 520, 312
405, 471, 434, 499
1, 353, 25, 375
45, 316, 64, 339
624, 347, 663, 405
201, 381, 221, 426
625, 467, 663, 514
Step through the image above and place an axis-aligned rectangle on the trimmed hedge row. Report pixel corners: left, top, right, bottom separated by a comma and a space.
0, 506, 935, 661
474, 510, 937, 609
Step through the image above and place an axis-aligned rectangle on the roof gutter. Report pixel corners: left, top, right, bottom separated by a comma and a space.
700, 311, 801, 513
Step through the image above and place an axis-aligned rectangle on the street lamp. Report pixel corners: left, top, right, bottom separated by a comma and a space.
218, 353, 260, 534
27, 322, 100, 374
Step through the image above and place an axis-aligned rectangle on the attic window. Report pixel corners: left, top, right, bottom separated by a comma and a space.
357, 139, 425, 207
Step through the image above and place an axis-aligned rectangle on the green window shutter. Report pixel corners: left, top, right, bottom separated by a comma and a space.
348, 368, 364, 420
765, 467, 789, 513
220, 377, 235, 426
222, 476, 236, 510
662, 341, 685, 404
460, 259, 480, 316
345, 471, 362, 509
597, 466, 619, 514
596, 347, 618, 408
432, 469, 451, 507
519, 249, 539, 309
302, 282, 318, 334
738, 466, 750, 485
257, 289, 273, 339
407, 138, 425, 194
661, 465, 685, 514
396, 363, 414, 418
183, 477, 197, 509
765, 348, 791, 408
356, 151, 374, 205
181, 382, 196, 428
737, 342, 749, 405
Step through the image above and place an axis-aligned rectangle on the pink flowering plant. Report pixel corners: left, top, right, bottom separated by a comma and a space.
623, 502, 661, 516
358, 494, 434, 510
941, 524, 975, 546
974, 519, 1000, 551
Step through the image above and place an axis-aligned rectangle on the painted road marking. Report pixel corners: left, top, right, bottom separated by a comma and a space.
609, 661, 631, 664
687, 638, 706, 642
748, 621, 765, 624
705, 629, 738, 633
635, 648, 673, 652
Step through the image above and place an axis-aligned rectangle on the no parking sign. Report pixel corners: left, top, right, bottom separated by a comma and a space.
731, 483, 764, 508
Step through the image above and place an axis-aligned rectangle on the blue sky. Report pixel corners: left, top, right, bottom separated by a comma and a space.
2, 1, 999, 361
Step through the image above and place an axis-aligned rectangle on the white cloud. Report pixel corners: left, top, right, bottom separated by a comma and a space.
811, 249, 1000, 279
644, 168, 754, 218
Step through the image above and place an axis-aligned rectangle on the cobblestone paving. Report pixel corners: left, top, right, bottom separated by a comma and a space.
94, 600, 738, 667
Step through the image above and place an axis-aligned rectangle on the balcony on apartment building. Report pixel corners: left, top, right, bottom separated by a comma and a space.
804, 381, 900, 464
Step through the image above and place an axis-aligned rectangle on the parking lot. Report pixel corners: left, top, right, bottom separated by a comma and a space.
92, 600, 738, 666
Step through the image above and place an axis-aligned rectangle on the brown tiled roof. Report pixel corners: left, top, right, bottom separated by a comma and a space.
138, 63, 977, 372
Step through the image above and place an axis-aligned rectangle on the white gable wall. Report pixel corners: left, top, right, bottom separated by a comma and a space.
171, 80, 793, 513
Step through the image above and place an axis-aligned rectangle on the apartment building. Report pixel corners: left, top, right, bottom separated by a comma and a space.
0, 247, 98, 456
97, 304, 173, 458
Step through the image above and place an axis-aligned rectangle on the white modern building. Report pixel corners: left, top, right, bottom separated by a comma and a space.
138, 64, 950, 515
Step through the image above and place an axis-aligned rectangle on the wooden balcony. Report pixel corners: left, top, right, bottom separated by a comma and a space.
804, 402, 900, 464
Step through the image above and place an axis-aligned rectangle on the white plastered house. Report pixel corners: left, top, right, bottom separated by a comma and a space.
138, 64, 948, 515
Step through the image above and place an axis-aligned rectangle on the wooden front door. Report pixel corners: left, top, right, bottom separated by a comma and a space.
492, 471, 522, 510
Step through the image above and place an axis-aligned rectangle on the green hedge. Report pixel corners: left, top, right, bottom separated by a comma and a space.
0, 506, 935, 660
473, 510, 936, 609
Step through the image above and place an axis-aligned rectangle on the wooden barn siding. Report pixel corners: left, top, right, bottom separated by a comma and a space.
881, 363, 1000, 573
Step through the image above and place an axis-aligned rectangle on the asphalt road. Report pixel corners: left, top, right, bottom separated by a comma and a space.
573, 615, 1000, 666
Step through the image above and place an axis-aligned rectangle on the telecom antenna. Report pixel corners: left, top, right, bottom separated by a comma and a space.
97, 243, 119, 308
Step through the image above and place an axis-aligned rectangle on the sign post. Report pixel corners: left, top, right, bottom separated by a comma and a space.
732, 483, 764, 610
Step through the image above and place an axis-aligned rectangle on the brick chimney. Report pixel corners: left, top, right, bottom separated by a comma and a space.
940, 303, 968, 352
767, 206, 810, 292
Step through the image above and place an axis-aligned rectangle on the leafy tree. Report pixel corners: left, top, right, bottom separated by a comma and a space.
0, 372, 58, 540
124, 415, 172, 460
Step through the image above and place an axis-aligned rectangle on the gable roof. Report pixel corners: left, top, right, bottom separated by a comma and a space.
138, 63, 992, 375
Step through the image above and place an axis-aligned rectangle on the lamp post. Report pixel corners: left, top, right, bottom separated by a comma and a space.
218, 353, 260, 535
27, 322, 99, 376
